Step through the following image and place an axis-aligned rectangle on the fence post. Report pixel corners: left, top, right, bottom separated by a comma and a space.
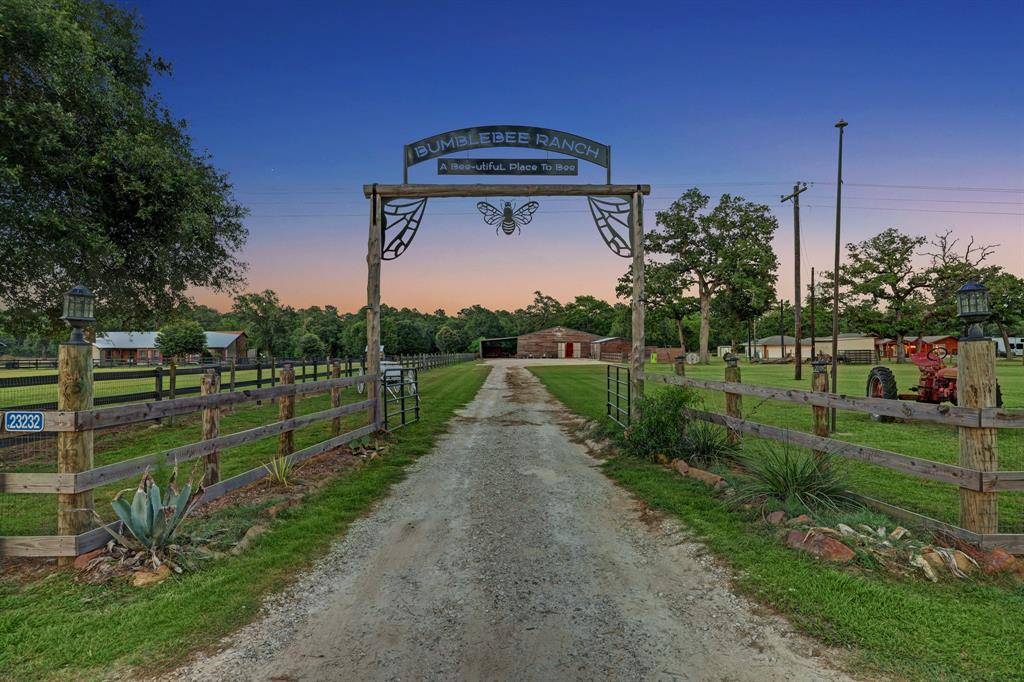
278, 364, 295, 457
331, 361, 341, 437
167, 359, 177, 426
959, 338, 999, 534
202, 370, 221, 486
811, 359, 830, 467
723, 354, 742, 446
230, 357, 237, 392
57, 340, 93, 566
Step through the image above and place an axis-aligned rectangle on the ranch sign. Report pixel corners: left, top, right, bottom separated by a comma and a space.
404, 125, 610, 181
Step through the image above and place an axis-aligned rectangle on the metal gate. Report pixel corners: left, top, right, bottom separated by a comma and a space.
382, 366, 420, 431
606, 364, 630, 428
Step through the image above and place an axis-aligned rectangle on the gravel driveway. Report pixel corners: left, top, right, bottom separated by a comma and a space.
166, 361, 856, 682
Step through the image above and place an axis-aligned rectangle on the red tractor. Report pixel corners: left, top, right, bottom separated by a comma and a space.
866, 347, 1002, 422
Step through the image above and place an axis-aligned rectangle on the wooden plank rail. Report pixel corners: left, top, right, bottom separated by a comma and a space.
681, 407, 984, 490
45, 421, 382, 557
642, 371, 984, 427
75, 374, 376, 431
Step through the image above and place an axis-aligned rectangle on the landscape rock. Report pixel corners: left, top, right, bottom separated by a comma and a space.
131, 564, 172, 587
888, 526, 910, 541
672, 460, 690, 476
784, 530, 855, 563
766, 511, 787, 526
655, 453, 670, 466
980, 547, 1017, 574
789, 514, 813, 526
73, 548, 105, 571
683, 465, 725, 489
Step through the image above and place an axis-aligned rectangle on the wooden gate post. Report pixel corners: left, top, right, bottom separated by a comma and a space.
629, 188, 646, 418
57, 340, 93, 566
959, 338, 999, 533
811, 359, 830, 467
723, 354, 742, 446
278, 364, 295, 457
366, 185, 383, 428
201, 369, 221, 486
167, 358, 177, 426
330, 361, 342, 437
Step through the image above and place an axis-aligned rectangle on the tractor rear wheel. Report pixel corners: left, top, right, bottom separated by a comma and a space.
866, 366, 898, 422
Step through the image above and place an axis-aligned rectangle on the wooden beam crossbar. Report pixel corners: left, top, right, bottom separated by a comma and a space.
363, 183, 651, 198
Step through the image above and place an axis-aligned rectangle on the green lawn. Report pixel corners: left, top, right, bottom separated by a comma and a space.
568, 358, 1024, 532
0, 361, 491, 681
531, 362, 1024, 682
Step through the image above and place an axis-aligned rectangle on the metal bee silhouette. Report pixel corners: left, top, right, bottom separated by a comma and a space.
476, 200, 539, 236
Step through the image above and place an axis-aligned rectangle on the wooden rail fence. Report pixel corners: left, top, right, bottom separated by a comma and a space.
638, 344, 1024, 553
0, 358, 380, 558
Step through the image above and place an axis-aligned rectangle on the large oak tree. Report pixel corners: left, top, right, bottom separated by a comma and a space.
0, 0, 247, 335
648, 189, 779, 362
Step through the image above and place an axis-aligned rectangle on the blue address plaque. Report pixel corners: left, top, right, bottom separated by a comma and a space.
3, 410, 44, 432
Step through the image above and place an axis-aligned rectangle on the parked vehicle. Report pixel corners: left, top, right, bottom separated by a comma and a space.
993, 336, 1024, 358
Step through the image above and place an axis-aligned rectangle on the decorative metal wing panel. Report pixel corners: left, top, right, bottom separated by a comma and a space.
381, 198, 427, 260
587, 196, 632, 258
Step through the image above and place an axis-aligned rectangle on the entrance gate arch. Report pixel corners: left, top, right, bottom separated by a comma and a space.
363, 126, 650, 424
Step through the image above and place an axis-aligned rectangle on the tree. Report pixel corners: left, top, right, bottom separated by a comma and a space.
648, 189, 779, 362
841, 228, 929, 362
923, 230, 999, 334
297, 332, 324, 359
0, 0, 248, 336
155, 320, 206, 362
562, 296, 617, 336
231, 291, 294, 358
434, 324, 465, 353
523, 291, 564, 331
617, 262, 698, 353
986, 270, 1024, 359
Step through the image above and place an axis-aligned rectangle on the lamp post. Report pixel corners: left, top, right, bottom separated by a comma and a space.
60, 285, 96, 344
57, 285, 97, 565
955, 280, 998, 534
956, 281, 990, 340
830, 119, 848, 432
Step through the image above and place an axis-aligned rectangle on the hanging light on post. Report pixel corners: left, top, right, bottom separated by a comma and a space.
61, 285, 96, 344
956, 281, 990, 340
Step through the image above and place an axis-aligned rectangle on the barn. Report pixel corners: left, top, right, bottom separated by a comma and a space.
591, 337, 631, 361
517, 326, 601, 358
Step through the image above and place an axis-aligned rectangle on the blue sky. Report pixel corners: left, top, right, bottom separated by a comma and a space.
123, 0, 1024, 313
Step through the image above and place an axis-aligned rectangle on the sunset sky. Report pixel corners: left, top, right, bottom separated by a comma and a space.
125, 0, 1023, 314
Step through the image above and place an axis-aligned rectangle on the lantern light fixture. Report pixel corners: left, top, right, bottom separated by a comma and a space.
61, 285, 96, 344
956, 281, 990, 340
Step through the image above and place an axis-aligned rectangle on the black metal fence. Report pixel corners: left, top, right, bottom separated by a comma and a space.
606, 364, 630, 428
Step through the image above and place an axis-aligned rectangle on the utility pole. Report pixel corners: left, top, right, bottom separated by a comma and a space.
831, 119, 848, 432
779, 299, 786, 359
810, 267, 817, 363
781, 182, 808, 380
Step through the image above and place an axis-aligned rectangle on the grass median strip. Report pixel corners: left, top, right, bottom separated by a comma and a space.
531, 363, 1024, 682
0, 361, 490, 681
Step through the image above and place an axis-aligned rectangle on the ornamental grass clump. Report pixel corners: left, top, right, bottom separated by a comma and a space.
101, 465, 203, 567
682, 420, 737, 468
732, 444, 860, 513
622, 386, 698, 461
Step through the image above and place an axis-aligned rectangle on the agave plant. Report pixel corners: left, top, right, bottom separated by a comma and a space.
263, 456, 294, 486
102, 466, 202, 564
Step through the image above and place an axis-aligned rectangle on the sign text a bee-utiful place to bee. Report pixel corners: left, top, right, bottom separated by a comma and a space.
436, 158, 579, 176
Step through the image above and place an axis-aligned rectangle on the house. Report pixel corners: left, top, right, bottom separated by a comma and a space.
748, 333, 878, 362
92, 331, 248, 365
877, 335, 958, 359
